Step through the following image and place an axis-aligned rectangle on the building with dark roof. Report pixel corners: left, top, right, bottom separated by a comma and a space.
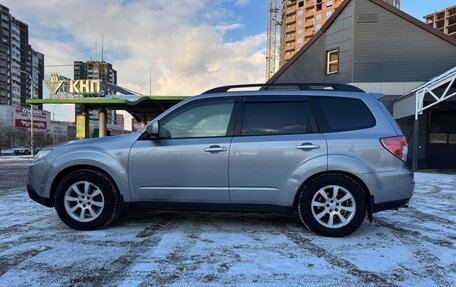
269, 0, 456, 169
279, 0, 400, 67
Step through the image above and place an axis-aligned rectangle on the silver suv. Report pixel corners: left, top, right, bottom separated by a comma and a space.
27, 84, 414, 237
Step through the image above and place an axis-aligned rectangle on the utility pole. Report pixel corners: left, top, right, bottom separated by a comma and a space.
16, 69, 34, 156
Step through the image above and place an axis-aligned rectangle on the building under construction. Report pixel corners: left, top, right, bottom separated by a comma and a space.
278, 0, 400, 67
424, 5, 456, 39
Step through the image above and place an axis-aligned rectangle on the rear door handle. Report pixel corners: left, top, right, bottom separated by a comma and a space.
204, 145, 227, 153
296, 143, 320, 150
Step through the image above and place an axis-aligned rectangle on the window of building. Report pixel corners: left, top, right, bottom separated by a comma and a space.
297, 29, 303, 35
241, 101, 315, 136
311, 97, 376, 132
316, 13, 322, 21
159, 101, 235, 139
298, 1, 304, 7
326, 11, 332, 20
316, 24, 322, 31
298, 20, 303, 26
429, 112, 456, 144
298, 10, 304, 17
297, 38, 304, 45
327, 1, 333, 8
326, 49, 339, 74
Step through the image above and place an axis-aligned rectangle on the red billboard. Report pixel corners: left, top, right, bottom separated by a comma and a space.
15, 119, 47, 130
13, 107, 48, 131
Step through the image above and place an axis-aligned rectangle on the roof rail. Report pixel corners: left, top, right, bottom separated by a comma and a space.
202, 83, 365, 94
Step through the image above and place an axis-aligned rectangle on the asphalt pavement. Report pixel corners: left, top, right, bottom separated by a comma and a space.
0, 158, 31, 190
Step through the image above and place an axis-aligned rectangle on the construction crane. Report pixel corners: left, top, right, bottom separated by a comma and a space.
265, 0, 279, 81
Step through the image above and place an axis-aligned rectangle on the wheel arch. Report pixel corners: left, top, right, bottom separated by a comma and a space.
49, 165, 121, 206
292, 170, 373, 221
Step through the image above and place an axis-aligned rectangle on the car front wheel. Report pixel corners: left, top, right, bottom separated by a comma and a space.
54, 170, 120, 230
298, 174, 366, 237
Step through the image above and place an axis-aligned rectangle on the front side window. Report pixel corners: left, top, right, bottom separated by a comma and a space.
159, 101, 234, 139
326, 49, 339, 74
241, 101, 315, 136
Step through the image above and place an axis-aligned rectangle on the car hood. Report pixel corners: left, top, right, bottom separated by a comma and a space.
44, 132, 140, 151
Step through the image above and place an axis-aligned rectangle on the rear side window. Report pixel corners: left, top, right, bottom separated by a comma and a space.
311, 96, 376, 132
241, 101, 316, 136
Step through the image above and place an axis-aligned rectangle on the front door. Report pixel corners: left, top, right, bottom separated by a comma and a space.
129, 98, 237, 203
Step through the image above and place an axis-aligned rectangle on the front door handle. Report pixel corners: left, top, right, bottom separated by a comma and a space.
296, 143, 320, 150
204, 145, 227, 153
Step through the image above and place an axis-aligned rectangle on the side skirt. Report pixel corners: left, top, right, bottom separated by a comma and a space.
123, 202, 294, 215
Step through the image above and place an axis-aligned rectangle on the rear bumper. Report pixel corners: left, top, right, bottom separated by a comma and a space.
373, 196, 411, 213
27, 184, 53, 207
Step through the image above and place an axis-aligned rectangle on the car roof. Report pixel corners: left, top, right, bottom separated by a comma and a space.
191, 89, 370, 101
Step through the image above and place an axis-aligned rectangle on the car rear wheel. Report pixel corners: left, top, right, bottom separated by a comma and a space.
54, 170, 120, 230
298, 174, 366, 237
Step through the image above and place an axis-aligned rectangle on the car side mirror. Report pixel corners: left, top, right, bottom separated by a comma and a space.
146, 120, 159, 138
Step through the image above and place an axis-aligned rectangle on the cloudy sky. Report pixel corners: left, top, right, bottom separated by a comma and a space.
2, 0, 454, 121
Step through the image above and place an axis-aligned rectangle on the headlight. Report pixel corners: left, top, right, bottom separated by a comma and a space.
34, 150, 51, 162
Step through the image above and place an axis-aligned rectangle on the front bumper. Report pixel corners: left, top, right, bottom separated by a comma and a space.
27, 184, 53, 207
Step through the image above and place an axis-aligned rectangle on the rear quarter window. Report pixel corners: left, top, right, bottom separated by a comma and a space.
311, 96, 376, 132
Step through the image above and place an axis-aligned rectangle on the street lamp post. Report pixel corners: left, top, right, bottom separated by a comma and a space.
15, 69, 34, 156
52, 105, 59, 144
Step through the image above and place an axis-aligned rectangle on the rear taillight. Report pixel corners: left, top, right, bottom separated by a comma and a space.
381, 136, 408, 162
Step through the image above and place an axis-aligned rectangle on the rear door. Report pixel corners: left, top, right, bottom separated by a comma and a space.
229, 96, 327, 206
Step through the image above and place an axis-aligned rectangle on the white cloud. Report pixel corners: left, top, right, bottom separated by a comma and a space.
234, 0, 250, 7
3, 0, 266, 96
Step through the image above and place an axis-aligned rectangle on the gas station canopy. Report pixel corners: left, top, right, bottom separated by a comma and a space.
27, 95, 188, 122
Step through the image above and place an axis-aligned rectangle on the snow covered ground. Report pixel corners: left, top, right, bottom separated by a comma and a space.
0, 164, 454, 286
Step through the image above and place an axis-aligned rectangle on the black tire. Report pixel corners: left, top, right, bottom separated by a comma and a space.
298, 174, 366, 237
54, 169, 121, 230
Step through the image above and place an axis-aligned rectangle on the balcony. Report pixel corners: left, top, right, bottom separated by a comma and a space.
286, 25, 296, 33
304, 29, 315, 37
285, 42, 295, 51
287, 6, 296, 14
286, 15, 296, 24
284, 52, 295, 61
305, 9, 314, 18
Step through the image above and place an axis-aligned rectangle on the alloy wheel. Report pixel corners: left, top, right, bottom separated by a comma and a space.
310, 185, 356, 229
63, 181, 105, 223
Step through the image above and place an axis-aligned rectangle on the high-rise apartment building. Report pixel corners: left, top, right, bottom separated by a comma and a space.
279, 0, 400, 67
74, 60, 118, 129
0, 4, 44, 107
424, 5, 456, 39
74, 61, 117, 84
